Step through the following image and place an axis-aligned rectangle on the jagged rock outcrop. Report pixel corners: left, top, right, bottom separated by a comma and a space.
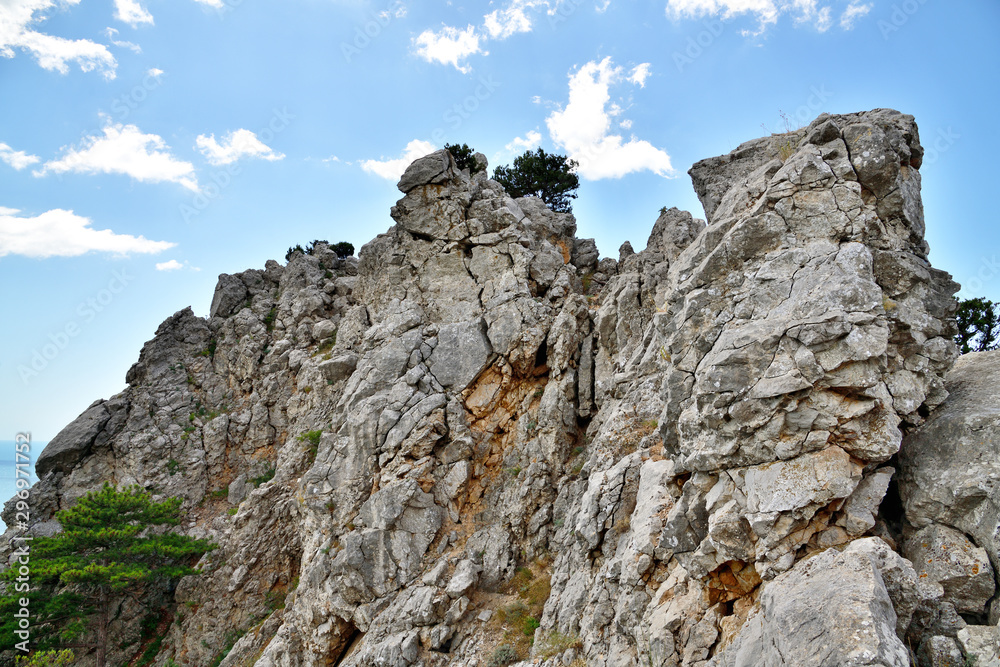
5, 112, 996, 667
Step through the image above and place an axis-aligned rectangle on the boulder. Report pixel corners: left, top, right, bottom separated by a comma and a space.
899, 351, 1000, 586
36, 400, 110, 477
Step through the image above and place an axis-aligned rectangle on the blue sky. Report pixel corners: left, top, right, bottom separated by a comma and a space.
1, 0, 998, 441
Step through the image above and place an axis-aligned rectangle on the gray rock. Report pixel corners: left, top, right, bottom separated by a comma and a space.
210, 273, 249, 318
956, 626, 1000, 667
36, 400, 110, 477
397, 149, 457, 193
427, 320, 492, 390
903, 524, 995, 615
712, 538, 910, 667
918, 636, 965, 667
319, 353, 359, 384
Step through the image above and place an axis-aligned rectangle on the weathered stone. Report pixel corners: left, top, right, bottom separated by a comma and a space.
36, 400, 110, 477
427, 320, 492, 390
711, 539, 911, 667
397, 149, 456, 193
903, 524, 995, 615
956, 626, 1000, 667
899, 351, 1000, 586
210, 273, 249, 318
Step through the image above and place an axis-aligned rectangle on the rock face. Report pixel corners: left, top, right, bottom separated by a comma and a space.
6, 110, 995, 667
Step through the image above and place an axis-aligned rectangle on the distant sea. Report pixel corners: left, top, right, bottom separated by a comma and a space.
0, 441, 42, 531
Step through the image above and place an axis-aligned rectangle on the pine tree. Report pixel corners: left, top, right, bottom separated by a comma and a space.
954, 297, 1000, 354
1, 484, 215, 667
493, 148, 580, 213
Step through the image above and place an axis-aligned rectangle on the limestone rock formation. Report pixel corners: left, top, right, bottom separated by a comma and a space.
5, 110, 997, 667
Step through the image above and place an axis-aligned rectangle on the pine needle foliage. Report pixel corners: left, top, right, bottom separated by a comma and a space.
0, 484, 216, 667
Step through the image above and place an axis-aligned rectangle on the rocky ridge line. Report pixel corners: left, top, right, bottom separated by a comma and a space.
5, 109, 999, 667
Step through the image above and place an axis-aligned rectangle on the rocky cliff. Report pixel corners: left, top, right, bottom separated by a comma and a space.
7, 109, 999, 667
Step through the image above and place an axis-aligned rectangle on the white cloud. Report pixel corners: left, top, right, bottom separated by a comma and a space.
416, 1, 564, 71
505, 130, 542, 153
665, 0, 865, 32
0, 0, 117, 77
484, 1, 538, 39
840, 1, 871, 28
629, 63, 652, 88
360, 139, 437, 181
103, 27, 141, 53
155, 259, 184, 271
0, 207, 174, 258
0, 142, 40, 170
414, 25, 482, 73
190, 0, 225, 8
546, 57, 673, 180
113, 0, 153, 27
36, 122, 199, 191
196, 129, 285, 166
147, 67, 163, 77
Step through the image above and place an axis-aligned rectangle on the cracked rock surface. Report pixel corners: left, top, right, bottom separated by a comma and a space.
6, 113, 997, 667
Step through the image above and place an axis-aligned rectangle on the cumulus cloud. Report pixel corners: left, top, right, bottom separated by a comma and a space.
416, 1, 567, 71
414, 25, 482, 73
505, 130, 542, 153
546, 57, 673, 180
360, 139, 437, 181
665, 0, 867, 32
147, 67, 163, 77
36, 122, 199, 191
113, 0, 153, 27
195, 129, 285, 166
0, 142, 40, 170
0, 207, 174, 258
190, 0, 225, 8
484, 1, 538, 39
0, 0, 117, 77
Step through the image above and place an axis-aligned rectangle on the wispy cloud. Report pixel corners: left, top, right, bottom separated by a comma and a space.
155, 259, 199, 272
104, 27, 141, 54
665, 0, 869, 33
0, 207, 174, 258
360, 139, 437, 181
505, 130, 542, 153
196, 129, 285, 166
36, 122, 199, 191
0, 142, 40, 170
546, 57, 673, 180
112, 0, 153, 27
0, 0, 117, 78
839, 1, 871, 28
